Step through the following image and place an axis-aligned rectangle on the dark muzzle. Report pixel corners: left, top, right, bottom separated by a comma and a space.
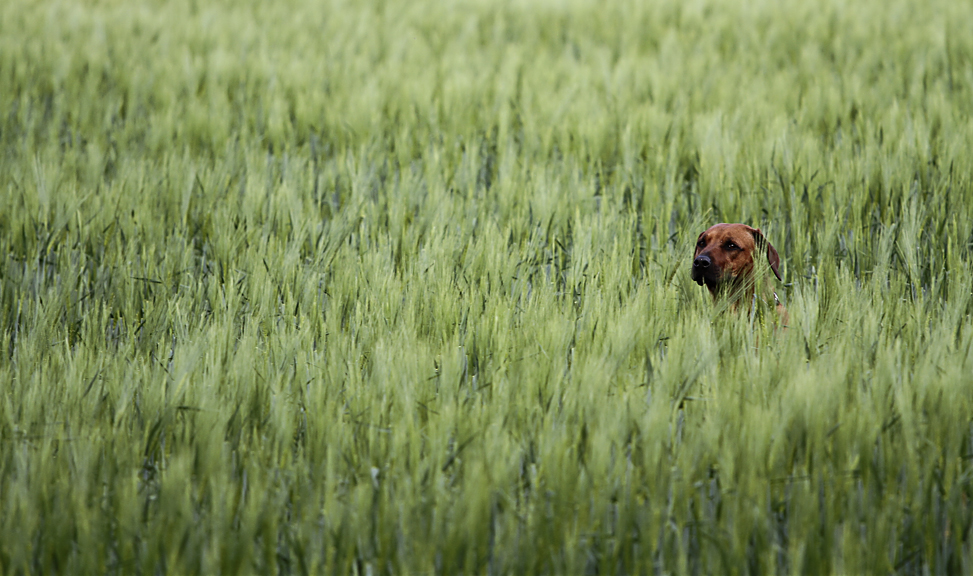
691, 254, 712, 286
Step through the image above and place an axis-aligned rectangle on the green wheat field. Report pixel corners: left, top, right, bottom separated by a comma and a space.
2, 0, 972, 573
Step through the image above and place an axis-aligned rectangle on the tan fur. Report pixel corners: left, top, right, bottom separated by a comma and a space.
691, 223, 787, 325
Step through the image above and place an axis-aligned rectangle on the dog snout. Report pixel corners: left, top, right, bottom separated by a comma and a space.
691, 254, 712, 285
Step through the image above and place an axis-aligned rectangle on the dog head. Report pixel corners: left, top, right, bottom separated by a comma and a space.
691, 223, 781, 297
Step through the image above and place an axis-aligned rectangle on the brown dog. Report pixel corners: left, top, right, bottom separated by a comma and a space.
691, 223, 786, 321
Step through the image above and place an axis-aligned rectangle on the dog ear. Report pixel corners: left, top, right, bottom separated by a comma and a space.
747, 227, 782, 282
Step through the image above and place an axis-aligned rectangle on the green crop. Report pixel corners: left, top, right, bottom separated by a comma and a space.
2, 0, 972, 573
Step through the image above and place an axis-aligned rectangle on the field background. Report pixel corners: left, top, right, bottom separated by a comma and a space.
2, 0, 973, 573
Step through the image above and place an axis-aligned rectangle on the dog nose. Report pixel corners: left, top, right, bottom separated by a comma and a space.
693, 255, 711, 269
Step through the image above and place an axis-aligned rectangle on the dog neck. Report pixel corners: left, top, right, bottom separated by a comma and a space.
709, 275, 777, 313
707, 275, 755, 303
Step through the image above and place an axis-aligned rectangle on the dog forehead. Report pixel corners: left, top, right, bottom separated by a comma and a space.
700, 223, 754, 247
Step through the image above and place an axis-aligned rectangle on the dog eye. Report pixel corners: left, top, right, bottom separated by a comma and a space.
725, 242, 738, 251
696, 238, 705, 247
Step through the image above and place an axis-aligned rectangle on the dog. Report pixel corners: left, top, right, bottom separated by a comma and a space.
691, 223, 786, 323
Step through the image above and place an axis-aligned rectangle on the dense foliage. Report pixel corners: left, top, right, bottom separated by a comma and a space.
2, 0, 972, 573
